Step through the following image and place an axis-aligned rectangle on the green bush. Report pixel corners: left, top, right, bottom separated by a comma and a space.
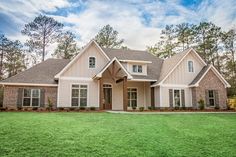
17, 107, 22, 111
181, 106, 186, 110
174, 106, 180, 110
139, 107, 144, 112
32, 107, 38, 111
90, 107, 96, 110
70, 107, 76, 111
47, 97, 53, 111
198, 99, 205, 110
132, 106, 137, 110
148, 106, 155, 110
79, 106, 86, 110
58, 107, 64, 111
214, 106, 220, 110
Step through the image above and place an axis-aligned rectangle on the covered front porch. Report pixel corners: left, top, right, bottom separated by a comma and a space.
94, 58, 153, 111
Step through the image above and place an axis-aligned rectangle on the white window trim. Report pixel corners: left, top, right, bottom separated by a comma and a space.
70, 83, 89, 107
172, 89, 182, 107
22, 89, 40, 107
127, 87, 138, 108
130, 64, 145, 75
88, 56, 96, 69
103, 83, 112, 88
187, 60, 194, 73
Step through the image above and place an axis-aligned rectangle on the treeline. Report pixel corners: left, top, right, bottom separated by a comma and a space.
147, 22, 236, 96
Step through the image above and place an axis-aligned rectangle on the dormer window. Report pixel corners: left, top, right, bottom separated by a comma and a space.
132, 65, 142, 73
89, 57, 96, 68
188, 61, 194, 72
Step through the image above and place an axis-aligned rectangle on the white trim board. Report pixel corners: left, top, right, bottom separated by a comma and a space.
0, 82, 58, 87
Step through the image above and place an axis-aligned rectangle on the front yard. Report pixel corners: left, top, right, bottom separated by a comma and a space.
0, 112, 236, 157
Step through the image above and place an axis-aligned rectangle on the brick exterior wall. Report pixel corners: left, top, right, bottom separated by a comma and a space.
192, 69, 227, 109
3, 86, 57, 109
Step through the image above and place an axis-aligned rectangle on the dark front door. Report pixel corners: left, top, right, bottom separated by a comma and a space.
103, 86, 112, 110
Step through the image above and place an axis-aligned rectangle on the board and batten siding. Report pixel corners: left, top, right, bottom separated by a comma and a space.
163, 52, 205, 85
57, 78, 99, 107
62, 42, 109, 78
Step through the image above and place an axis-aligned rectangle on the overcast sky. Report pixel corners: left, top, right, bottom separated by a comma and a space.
0, 0, 236, 54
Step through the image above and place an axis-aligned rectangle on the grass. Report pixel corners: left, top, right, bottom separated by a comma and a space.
0, 112, 236, 157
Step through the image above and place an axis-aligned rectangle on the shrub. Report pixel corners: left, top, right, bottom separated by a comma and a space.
214, 106, 220, 110
181, 106, 186, 110
70, 107, 76, 111
132, 106, 137, 110
139, 107, 144, 112
79, 106, 86, 110
47, 97, 53, 111
24, 108, 28, 111
17, 107, 22, 111
198, 99, 205, 110
90, 107, 96, 111
148, 106, 155, 110
58, 107, 64, 111
174, 106, 180, 110
0, 107, 6, 111
32, 107, 38, 111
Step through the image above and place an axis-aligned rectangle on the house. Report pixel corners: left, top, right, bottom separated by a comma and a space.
0, 40, 231, 110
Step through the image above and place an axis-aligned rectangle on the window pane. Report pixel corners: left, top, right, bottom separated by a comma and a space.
131, 100, 137, 107
32, 89, 40, 97
72, 85, 80, 88
128, 100, 131, 107
131, 92, 137, 99
32, 98, 39, 106
128, 92, 131, 99
23, 98, 31, 106
188, 61, 193, 72
209, 99, 215, 106
24, 89, 31, 97
80, 85, 87, 88
80, 89, 87, 98
131, 88, 137, 92
138, 65, 142, 73
132, 65, 137, 72
80, 98, 87, 106
72, 98, 79, 106
72, 89, 79, 97
89, 57, 95, 68
209, 90, 214, 98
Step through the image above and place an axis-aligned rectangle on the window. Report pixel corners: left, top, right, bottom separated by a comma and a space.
132, 65, 142, 73
89, 57, 96, 68
128, 88, 137, 107
173, 89, 181, 107
208, 90, 215, 106
188, 61, 194, 72
71, 84, 88, 107
23, 89, 40, 107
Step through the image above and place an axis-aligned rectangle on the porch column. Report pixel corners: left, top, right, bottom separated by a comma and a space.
99, 78, 104, 110
123, 76, 128, 111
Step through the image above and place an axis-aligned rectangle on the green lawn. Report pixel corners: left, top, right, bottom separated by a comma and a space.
0, 112, 236, 157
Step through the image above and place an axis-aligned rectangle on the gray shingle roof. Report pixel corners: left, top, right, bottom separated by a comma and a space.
102, 48, 163, 80
1, 59, 70, 84
189, 65, 211, 85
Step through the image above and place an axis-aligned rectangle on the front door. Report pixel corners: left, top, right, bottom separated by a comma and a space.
103, 84, 112, 110
174, 89, 181, 107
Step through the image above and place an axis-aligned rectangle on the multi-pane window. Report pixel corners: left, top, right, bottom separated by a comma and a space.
208, 90, 215, 106
188, 61, 194, 72
89, 57, 96, 68
71, 84, 88, 107
128, 88, 137, 107
132, 65, 142, 73
23, 89, 40, 107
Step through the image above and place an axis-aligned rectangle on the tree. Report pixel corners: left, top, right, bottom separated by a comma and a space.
175, 23, 195, 50
222, 28, 236, 96
0, 34, 11, 79
22, 14, 63, 61
53, 31, 78, 59
95, 24, 124, 48
4, 40, 26, 77
147, 25, 177, 58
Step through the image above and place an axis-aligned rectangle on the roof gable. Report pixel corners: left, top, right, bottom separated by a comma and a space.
55, 40, 110, 78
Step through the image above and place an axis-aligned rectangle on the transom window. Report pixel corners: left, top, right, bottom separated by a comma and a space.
23, 89, 40, 107
128, 88, 137, 107
132, 65, 142, 73
208, 90, 215, 106
188, 61, 194, 72
89, 57, 96, 68
71, 84, 88, 107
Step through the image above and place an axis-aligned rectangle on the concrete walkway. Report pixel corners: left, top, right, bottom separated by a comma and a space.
106, 111, 236, 114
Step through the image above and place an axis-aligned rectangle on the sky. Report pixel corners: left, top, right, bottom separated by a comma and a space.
0, 0, 236, 55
